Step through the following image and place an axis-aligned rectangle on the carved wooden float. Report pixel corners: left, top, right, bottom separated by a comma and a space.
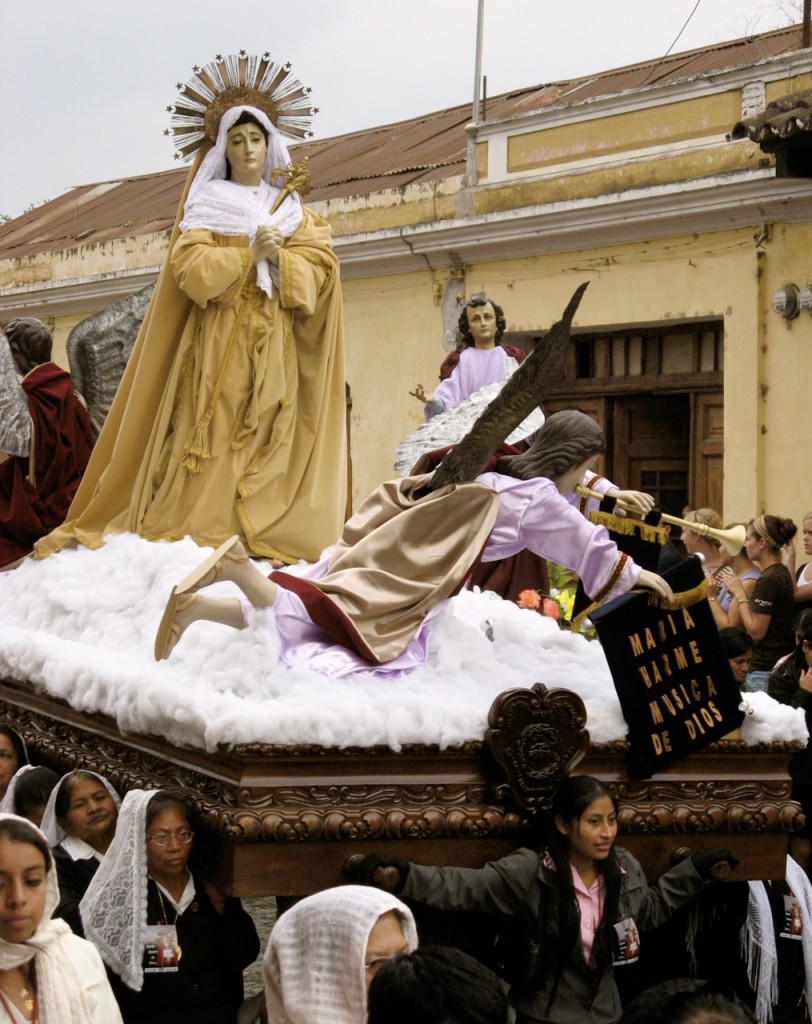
1, 676, 802, 894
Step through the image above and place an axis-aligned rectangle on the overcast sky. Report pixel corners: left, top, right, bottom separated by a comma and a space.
0, 0, 800, 219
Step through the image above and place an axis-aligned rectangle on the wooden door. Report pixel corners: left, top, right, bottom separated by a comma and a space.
690, 392, 724, 514
611, 395, 690, 517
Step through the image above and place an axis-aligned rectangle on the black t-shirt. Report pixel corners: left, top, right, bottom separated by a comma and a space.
750, 563, 796, 670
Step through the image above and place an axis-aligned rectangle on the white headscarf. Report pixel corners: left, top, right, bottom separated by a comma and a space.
179, 104, 304, 298
0, 813, 98, 1023
263, 885, 418, 1024
39, 770, 121, 848
0, 764, 36, 814
79, 789, 158, 991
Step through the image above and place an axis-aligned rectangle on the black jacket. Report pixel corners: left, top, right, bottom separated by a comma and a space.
110, 874, 259, 1024
402, 847, 706, 1024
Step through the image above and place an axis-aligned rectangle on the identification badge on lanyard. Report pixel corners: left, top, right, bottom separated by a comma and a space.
144, 924, 182, 972
612, 917, 641, 965
781, 893, 803, 940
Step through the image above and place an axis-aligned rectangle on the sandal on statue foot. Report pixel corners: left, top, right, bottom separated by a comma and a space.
175, 536, 249, 596
154, 589, 196, 661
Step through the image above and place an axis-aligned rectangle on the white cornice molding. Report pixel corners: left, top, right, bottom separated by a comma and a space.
0, 267, 160, 317
333, 172, 812, 277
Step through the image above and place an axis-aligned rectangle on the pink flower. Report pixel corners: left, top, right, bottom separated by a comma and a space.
542, 597, 560, 621
517, 589, 541, 610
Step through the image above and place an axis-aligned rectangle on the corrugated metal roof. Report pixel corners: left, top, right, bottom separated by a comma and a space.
1, 24, 807, 262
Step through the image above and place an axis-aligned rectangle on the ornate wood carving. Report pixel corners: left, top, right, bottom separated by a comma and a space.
1, 676, 803, 891
0, 691, 525, 844
610, 780, 804, 835
485, 683, 589, 814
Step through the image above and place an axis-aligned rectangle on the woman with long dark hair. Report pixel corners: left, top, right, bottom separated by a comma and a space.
345, 775, 735, 1024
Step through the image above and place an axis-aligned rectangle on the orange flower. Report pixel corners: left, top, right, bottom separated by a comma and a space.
542, 597, 560, 620
517, 589, 541, 610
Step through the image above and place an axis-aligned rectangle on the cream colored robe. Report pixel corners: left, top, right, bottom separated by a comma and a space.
37, 176, 346, 563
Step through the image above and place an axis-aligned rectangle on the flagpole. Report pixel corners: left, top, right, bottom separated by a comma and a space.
472, 0, 485, 123
465, 0, 486, 186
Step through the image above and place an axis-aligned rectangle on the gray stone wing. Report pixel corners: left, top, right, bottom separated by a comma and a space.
395, 370, 545, 477
0, 330, 30, 457
67, 283, 155, 436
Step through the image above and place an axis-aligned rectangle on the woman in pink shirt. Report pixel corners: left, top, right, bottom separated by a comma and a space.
345, 776, 736, 1024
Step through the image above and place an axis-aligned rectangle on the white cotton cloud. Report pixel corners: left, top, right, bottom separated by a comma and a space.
0, 533, 805, 754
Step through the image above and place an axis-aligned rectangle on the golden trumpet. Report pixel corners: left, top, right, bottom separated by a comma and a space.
575, 486, 746, 557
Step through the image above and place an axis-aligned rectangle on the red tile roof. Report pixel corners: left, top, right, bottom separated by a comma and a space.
1, 24, 807, 261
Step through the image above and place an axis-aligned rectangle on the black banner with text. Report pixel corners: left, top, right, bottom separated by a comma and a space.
589, 555, 744, 775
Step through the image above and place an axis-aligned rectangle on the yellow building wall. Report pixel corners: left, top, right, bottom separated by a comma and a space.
6, 214, 811, 537
345, 222, 810, 535
342, 271, 442, 509
507, 90, 743, 172
755, 220, 812, 529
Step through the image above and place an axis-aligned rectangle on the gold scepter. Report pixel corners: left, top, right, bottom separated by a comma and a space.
269, 158, 311, 214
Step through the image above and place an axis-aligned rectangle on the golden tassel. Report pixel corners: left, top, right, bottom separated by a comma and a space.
644, 578, 708, 610
182, 411, 214, 474
588, 511, 667, 543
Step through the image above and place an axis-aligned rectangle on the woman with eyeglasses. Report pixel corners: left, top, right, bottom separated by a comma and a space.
39, 770, 121, 937
263, 885, 417, 1024
79, 789, 259, 1024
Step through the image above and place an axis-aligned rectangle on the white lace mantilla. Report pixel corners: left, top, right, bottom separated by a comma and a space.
80, 790, 153, 991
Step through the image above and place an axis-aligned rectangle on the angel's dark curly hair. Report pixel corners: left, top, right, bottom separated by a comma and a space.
457, 294, 507, 346
496, 410, 605, 481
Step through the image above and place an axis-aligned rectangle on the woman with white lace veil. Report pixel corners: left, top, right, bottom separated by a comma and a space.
39, 770, 120, 936
80, 788, 258, 1024
263, 884, 418, 1024
0, 812, 123, 1023
38, 61, 347, 568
